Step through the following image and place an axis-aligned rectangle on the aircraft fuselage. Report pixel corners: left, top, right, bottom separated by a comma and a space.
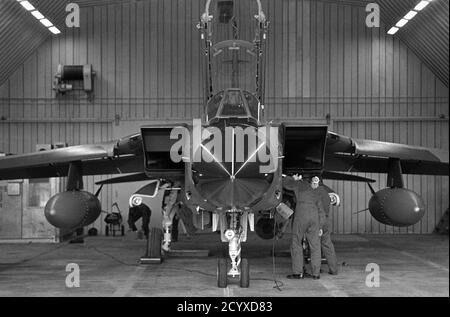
184, 118, 283, 215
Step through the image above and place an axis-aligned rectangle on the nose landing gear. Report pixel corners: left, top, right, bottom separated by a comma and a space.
217, 256, 250, 288
216, 212, 251, 288
217, 258, 228, 288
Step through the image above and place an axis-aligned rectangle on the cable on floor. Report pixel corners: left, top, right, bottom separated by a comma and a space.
270, 214, 284, 291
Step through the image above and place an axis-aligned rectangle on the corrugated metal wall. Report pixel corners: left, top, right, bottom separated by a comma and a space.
0, 0, 448, 234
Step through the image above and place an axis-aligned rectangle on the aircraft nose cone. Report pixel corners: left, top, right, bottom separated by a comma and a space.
197, 176, 271, 209
191, 123, 278, 209
193, 158, 274, 209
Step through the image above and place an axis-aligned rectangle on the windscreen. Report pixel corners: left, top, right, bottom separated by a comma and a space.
207, 0, 260, 94
220, 90, 246, 116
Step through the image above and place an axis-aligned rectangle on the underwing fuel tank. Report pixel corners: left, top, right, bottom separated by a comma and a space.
369, 188, 426, 227
44, 191, 102, 229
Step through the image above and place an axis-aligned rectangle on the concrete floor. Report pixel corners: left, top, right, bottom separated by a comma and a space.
0, 232, 448, 297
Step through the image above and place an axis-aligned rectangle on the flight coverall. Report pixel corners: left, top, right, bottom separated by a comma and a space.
283, 177, 326, 276
317, 185, 338, 274
128, 204, 152, 238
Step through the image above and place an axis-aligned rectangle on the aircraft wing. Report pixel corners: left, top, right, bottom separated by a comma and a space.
0, 154, 143, 180
95, 172, 184, 185
324, 132, 449, 176
0, 140, 145, 180
0, 124, 189, 183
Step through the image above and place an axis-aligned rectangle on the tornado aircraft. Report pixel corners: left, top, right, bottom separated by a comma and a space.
0, 0, 448, 288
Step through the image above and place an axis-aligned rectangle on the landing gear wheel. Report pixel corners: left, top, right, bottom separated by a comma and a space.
121, 225, 125, 236
240, 258, 250, 288
105, 226, 109, 236
217, 258, 228, 288
147, 228, 163, 258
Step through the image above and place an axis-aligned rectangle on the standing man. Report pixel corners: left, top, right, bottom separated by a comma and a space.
317, 181, 339, 275
128, 201, 152, 239
283, 175, 326, 280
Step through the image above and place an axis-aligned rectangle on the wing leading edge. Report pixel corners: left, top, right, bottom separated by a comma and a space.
0, 136, 145, 181
324, 132, 449, 176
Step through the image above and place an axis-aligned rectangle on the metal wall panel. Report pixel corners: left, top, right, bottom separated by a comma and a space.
0, 0, 448, 233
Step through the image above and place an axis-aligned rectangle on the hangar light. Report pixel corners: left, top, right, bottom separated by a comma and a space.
387, 27, 399, 35
39, 18, 53, 27
31, 10, 44, 20
415, 1, 431, 11
388, 0, 432, 36
16, 0, 61, 35
404, 11, 418, 20
48, 26, 61, 35
19, 1, 35, 11
396, 19, 409, 28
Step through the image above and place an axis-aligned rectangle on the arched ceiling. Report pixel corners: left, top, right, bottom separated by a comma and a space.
0, 0, 448, 87
377, 0, 449, 87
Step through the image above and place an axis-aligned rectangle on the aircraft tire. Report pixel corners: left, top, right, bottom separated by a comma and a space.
240, 258, 250, 288
148, 227, 163, 258
217, 258, 228, 288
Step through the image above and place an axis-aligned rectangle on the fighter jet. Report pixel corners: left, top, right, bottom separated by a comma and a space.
0, 0, 448, 288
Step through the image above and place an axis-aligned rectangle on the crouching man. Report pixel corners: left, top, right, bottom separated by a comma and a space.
128, 202, 152, 239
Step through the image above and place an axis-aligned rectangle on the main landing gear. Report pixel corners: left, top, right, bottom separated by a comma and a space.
136, 180, 180, 264
216, 211, 251, 288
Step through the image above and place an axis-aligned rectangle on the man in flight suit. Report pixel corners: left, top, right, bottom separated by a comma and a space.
283, 175, 325, 280
316, 181, 338, 275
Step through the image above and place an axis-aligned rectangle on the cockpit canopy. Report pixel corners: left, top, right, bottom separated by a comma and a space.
210, 40, 259, 93
206, 88, 260, 123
